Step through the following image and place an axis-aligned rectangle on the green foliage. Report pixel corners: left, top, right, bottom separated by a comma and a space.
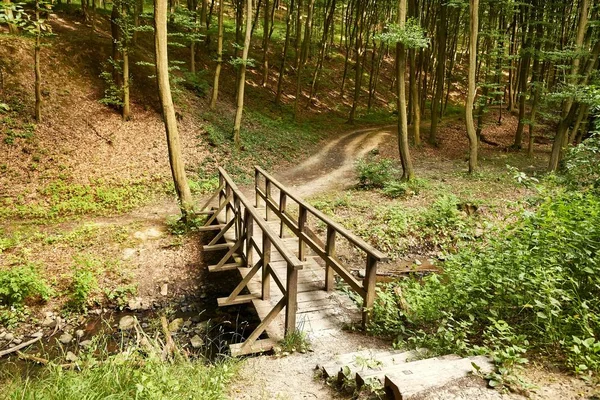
66, 258, 99, 312
99, 59, 124, 108
166, 214, 207, 236
382, 178, 428, 199
356, 157, 398, 188
376, 19, 430, 49
278, 330, 311, 354
182, 71, 210, 97
0, 265, 52, 306
369, 191, 600, 377
560, 132, 600, 191
0, 179, 156, 220
105, 284, 137, 310
1, 337, 236, 400
1, 117, 35, 145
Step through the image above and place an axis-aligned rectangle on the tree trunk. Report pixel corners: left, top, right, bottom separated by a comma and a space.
549, 0, 591, 171
34, 0, 42, 122
209, 0, 224, 109
262, 0, 270, 86
122, 47, 130, 120
397, 0, 414, 180
429, 0, 446, 146
465, 0, 479, 174
275, 0, 294, 105
154, 0, 194, 219
232, 0, 253, 148
4, 0, 18, 34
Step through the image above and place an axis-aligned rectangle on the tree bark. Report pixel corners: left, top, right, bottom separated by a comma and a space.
465, 0, 479, 174
154, 0, 194, 219
34, 0, 42, 122
262, 0, 270, 86
232, 0, 253, 148
209, 0, 224, 109
275, 0, 294, 105
397, 0, 414, 180
429, 0, 447, 146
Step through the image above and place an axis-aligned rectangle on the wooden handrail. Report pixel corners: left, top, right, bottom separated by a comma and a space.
219, 167, 304, 271
255, 166, 389, 262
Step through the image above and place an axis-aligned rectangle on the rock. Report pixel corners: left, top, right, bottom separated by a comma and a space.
65, 351, 78, 362
119, 315, 136, 331
414, 259, 422, 266
190, 335, 204, 349
168, 318, 184, 332
75, 330, 85, 339
59, 333, 73, 344
195, 321, 209, 333
160, 283, 168, 296
141, 323, 149, 329
128, 297, 151, 311
191, 315, 202, 323
92, 309, 102, 315
4, 333, 14, 341
122, 248, 137, 260
0, 332, 6, 339
183, 320, 192, 329
41, 316, 56, 328
474, 228, 484, 238
13, 338, 22, 345
79, 340, 92, 348
358, 269, 366, 278
31, 331, 43, 339
44, 311, 54, 318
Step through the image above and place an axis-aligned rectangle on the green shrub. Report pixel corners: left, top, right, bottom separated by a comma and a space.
0, 265, 52, 306
369, 191, 600, 376
67, 262, 98, 312
560, 132, 600, 192
356, 157, 398, 188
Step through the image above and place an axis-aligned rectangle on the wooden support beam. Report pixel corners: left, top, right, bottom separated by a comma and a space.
202, 243, 234, 251
362, 255, 378, 329
207, 216, 236, 246
285, 264, 298, 334
209, 237, 243, 270
204, 192, 232, 227
262, 231, 271, 300
217, 293, 260, 307
223, 260, 262, 305
239, 296, 286, 353
245, 209, 254, 267
298, 205, 307, 261
279, 191, 287, 238
200, 182, 225, 211
325, 226, 336, 292
196, 224, 227, 232
208, 261, 243, 272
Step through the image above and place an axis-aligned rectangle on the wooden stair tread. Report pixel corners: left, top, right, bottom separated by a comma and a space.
229, 338, 278, 357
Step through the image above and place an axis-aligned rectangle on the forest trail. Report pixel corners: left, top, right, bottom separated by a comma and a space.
277, 126, 395, 198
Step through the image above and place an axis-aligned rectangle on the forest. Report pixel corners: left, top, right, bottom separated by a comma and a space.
0, 0, 599, 398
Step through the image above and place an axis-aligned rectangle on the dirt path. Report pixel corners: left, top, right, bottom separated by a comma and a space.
276, 126, 395, 198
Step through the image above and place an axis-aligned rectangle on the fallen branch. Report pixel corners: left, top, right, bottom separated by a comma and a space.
0, 336, 42, 358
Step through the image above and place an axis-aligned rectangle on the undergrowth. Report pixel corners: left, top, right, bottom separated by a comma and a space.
368, 188, 600, 380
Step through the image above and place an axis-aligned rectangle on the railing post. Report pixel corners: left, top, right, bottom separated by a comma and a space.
285, 263, 298, 335
233, 196, 241, 241
218, 173, 224, 210
262, 231, 271, 300
225, 184, 232, 222
265, 179, 272, 221
362, 255, 378, 329
298, 205, 307, 261
254, 168, 260, 208
325, 226, 336, 292
279, 192, 287, 238
245, 209, 254, 268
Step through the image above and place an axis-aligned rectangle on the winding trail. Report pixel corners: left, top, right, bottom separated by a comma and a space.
276, 126, 395, 198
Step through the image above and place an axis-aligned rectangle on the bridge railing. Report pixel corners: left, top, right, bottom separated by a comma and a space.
204, 167, 304, 355
254, 166, 389, 327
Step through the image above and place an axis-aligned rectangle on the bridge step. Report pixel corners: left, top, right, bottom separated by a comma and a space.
229, 338, 278, 357
197, 224, 228, 232
202, 243, 235, 251
208, 261, 243, 272
217, 294, 261, 307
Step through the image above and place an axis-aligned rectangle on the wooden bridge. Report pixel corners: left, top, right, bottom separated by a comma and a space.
200, 166, 388, 356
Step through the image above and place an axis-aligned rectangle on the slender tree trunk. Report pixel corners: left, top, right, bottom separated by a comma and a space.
154, 0, 194, 219
122, 47, 130, 120
34, 0, 42, 122
429, 1, 446, 146
262, 0, 270, 86
4, 0, 18, 34
465, 0, 479, 174
209, 0, 224, 109
232, 0, 253, 148
549, 0, 590, 171
275, 0, 294, 105
397, 0, 414, 179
